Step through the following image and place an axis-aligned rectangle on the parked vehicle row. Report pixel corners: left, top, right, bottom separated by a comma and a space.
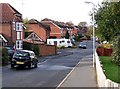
3, 41, 86, 69
3, 46, 38, 69
11, 50, 38, 69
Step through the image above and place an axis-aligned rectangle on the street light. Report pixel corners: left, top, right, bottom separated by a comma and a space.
85, 1, 96, 67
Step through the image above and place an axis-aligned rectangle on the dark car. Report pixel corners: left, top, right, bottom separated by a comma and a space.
5, 46, 15, 61
11, 50, 38, 69
78, 42, 87, 49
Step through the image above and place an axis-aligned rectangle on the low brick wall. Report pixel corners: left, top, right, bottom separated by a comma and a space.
23, 42, 57, 56
37, 44, 57, 56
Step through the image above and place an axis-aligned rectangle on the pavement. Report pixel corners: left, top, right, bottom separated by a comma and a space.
57, 54, 98, 88
38, 51, 98, 88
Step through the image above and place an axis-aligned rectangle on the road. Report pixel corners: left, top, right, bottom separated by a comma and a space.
2, 40, 93, 88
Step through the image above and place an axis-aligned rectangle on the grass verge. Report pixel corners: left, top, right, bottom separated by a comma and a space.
99, 56, 120, 83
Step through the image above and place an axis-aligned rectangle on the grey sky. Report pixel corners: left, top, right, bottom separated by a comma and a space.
1, 0, 103, 25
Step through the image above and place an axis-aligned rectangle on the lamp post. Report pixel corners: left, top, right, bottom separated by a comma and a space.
85, 1, 95, 67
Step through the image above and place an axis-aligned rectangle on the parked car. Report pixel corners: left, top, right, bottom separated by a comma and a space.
11, 50, 38, 69
78, 42, 87, 49
5, 46, 15, 61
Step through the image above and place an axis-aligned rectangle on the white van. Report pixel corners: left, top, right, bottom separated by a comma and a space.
47, 38, 73, 48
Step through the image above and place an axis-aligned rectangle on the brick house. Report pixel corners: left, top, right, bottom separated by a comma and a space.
41, 18, 79, 39
0, 3, 23, 48
41, 19, 61, 38
26, 19, 51, 42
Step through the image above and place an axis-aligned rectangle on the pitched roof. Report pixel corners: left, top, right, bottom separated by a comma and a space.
0, 34, 7, 42
28, 19, 51, 31
0, 3, 22, 23
41, 18, 74, 29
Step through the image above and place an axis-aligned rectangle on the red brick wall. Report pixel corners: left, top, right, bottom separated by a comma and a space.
27, 24, 48, 42
0, 23, 17, 46
49, 22, 61, 38
37, 44, 57, 56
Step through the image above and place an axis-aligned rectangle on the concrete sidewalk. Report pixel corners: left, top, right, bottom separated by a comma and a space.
58, 55, 98, 88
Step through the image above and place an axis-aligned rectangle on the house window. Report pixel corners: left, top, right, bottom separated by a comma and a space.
67, 41, 70, 43
54, 41, 57, 45
16, 40, 23, 50
16, 22, 23, 31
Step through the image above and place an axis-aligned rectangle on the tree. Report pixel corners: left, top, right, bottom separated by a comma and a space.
78, 22, 87, 27
23, 18, 29, 32
95, 1, 120, 65
23, 18, 29, 24
65, 30, 70, 39
66, 21, 74, 26
95, 2, 120, 41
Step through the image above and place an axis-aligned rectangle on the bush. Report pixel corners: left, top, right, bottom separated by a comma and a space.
57, 45, 61, 49
33, 45, 39, 56
57, 45, 66, 49
1, 47, 9, 65
112, 36, 120, 65
61, 46, 66, 49
74, 35, 80, 42
23, 42, 39, 56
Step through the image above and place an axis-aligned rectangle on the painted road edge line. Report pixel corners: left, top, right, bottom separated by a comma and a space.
56, 60, 81, 89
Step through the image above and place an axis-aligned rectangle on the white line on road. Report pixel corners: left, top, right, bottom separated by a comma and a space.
56, 60, 81, 89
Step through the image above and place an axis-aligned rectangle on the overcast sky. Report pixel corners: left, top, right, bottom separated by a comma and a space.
1, 0, 103, 25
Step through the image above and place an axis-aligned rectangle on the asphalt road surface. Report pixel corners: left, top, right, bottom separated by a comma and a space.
2, 40, 93, 88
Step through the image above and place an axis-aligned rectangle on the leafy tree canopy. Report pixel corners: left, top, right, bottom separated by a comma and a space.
95, 2, 120, 41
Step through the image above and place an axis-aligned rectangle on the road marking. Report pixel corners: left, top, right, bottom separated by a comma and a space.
56, 60, 81, 89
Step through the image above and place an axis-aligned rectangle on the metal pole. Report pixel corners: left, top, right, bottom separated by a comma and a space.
92, 7, 95, 68
85, 1, 95, 67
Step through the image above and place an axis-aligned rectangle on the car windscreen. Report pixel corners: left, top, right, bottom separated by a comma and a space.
13, 51, 30, 57
79, 42, 86, 45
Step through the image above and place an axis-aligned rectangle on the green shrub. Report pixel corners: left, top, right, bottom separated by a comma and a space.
23, 42, 39, 56
112, 36, 120, 65
61, 45, 66, 49
33, 45, 39, 56
57, 45, 61, 49
74, 35, 80, 42
1, 47, 9, 65
23, 42, 31, 50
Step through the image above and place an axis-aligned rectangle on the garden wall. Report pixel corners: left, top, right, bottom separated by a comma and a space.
95, 52, 120, 88
37, 44, 57, 56
23, 42, 57, 56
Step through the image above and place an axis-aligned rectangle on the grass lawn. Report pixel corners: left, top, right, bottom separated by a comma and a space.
99, 56, 120, 83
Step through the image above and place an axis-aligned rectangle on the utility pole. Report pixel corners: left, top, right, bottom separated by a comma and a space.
85, 1, 96, 67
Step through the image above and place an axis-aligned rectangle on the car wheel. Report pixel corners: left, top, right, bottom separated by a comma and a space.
11, 64, 14, 69
34, 63, 38, 68
28, 63, 33, 69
